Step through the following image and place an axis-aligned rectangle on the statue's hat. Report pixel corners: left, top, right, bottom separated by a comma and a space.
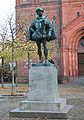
36, 8, 44, 13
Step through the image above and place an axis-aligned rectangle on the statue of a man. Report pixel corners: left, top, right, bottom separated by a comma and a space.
27, 8, 56, 63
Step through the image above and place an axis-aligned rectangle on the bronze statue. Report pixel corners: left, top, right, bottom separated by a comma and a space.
26, 8, 56, 63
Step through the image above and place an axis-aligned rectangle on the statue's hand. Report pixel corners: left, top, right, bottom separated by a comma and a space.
43, 34, 47, 39
47, 32, 52, 40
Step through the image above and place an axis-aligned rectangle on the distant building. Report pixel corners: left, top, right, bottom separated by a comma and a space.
16, 0, 84, 83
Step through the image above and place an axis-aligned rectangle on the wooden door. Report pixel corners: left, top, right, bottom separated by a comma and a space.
78, 53, 84, 76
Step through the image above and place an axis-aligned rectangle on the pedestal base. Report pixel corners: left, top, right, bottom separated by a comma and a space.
10, 97, 73, 119
19, 98, 66, 111
10, 65, 73, 119
10, 105, 73, 119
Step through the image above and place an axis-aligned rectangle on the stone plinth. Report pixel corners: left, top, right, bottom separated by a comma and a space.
28, 65, 59, 101
19, 98, 66, 111
10, 64, 73, 119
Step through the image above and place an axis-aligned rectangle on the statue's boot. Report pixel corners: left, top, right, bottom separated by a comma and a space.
45, 59, 49, 64
39, 58, 43, 63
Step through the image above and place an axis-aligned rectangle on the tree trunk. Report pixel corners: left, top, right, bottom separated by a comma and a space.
11, 39, 15, 95
1, 58, 4, 88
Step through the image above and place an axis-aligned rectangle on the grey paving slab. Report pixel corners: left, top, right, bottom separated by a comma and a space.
0, 77, 84, 119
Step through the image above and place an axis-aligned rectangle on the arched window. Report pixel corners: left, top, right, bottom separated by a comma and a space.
80, 36, 84, 47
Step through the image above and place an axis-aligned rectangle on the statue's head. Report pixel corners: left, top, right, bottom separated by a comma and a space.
36, 8, 44, 17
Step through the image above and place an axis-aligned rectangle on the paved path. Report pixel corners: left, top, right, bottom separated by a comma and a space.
0, 78, 84, 120
58, 77, 84, 120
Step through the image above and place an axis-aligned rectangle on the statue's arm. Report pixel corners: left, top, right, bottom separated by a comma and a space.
45, 19, 52, 37
30, 20, 36, 33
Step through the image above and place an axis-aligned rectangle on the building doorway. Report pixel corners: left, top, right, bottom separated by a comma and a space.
78, 53, 84, 76
78, 36, 84, 76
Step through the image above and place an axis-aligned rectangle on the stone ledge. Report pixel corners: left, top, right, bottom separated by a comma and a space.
19, 98, 66, 111
10, 105, 73, 119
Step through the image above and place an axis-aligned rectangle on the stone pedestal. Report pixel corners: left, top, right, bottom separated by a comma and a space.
10, 64, 72, 119
28, 65, 59, 101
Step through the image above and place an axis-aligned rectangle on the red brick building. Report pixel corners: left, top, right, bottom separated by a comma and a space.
16, 0, 84, 83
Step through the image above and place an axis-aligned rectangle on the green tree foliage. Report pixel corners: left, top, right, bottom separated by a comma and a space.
0, 40, 36, 63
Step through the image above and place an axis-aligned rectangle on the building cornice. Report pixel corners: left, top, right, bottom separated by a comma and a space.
62, 0, 84, 4
16, 1, 62, 9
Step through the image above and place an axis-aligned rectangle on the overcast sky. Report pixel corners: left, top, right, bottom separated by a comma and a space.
0, 0, 15, 21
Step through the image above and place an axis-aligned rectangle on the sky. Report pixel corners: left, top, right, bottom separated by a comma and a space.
0, 0, 15, 21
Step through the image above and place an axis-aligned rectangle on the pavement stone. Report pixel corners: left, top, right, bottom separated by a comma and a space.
0, 77, 84, 120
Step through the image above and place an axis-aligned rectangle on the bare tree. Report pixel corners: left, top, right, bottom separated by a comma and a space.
0, 23, 8, 88
5, 13, 17, 95
0, 10, 35, 94
6, 12, 29, 95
